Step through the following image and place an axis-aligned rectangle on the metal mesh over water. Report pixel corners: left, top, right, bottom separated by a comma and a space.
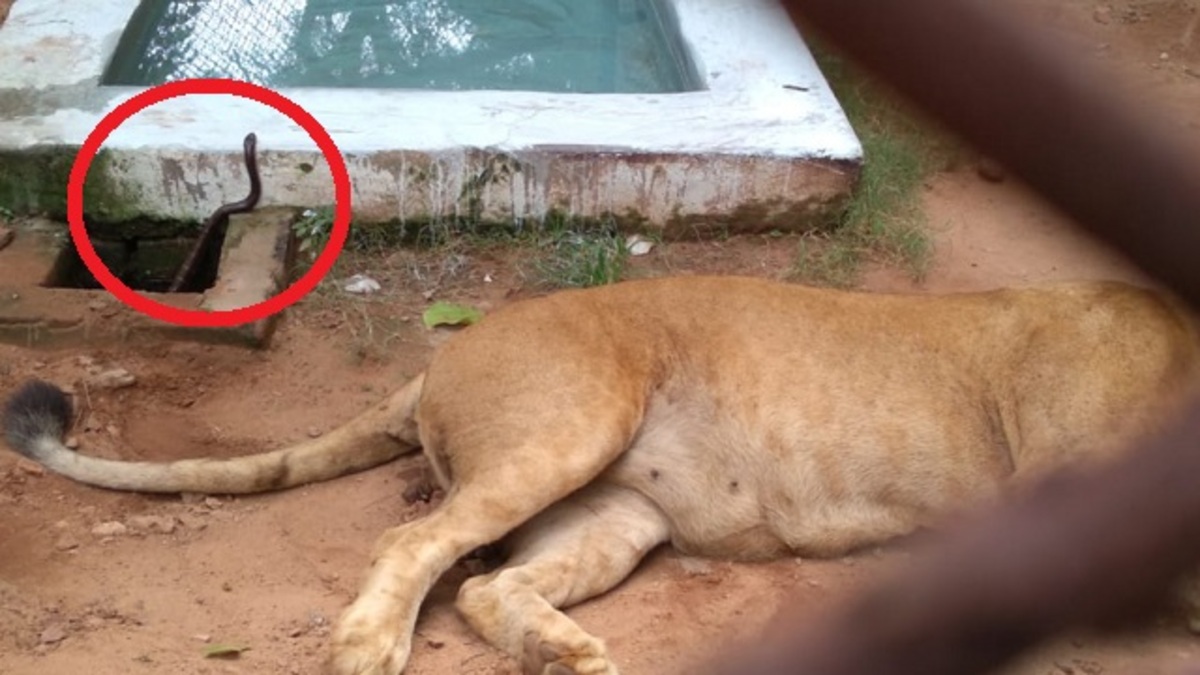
102, 0, 702, 93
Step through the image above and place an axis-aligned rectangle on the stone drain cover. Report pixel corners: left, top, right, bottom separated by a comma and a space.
0, 207, 297, 350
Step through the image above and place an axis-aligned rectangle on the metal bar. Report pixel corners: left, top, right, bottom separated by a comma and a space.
781, 0, 1200, 305
700, 1, 1200, 673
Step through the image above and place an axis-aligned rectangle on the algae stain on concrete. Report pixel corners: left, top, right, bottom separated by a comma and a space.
0, 145, 141, 221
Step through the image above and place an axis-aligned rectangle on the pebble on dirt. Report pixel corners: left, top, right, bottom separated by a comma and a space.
678, 557, 713, 576
126, 515, 178, 535
90, 521, 128, 538
625, 234, 655, 256
54, 534, 81, 551
38, 624, 67, 645
343, 274, 382, 294
15, 459, 45, 476
87, 367, 136, 390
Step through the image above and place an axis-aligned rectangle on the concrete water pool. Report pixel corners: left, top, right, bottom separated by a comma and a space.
103, 0, 705, 95
0, 0, 862, 235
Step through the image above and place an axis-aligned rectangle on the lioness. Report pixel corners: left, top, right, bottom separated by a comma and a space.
5, 276, 1200, 675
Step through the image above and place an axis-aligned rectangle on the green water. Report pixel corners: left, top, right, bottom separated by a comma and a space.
102, 0, 702, 93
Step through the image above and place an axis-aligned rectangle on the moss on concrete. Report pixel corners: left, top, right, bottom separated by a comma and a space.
0, 145, 142, 222
662, 194, 852, 240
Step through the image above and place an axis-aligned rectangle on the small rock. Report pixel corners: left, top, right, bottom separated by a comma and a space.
177, 514, 208, 531
87, 299, 106, 312
1093, 5, 1111, 23
39, 624, 67, 645
204, 497, 223, 509
76, 355, 96, 368
625, 234, 655, 256
678, 557, 713, 576
343, 274, 381, 295
65, 436, 80, 450
426, 639, 445, 650
105, 424, 121, 438
193, 633, 212, 643
306, 427, 322, 438
15, 459, 45, 476
91, 521, 128, 538
308, 611, 329, 631
88, 368, 136, 390
54, 534, 81, 551
84, 414, 102, 432
127, 515, 177, 535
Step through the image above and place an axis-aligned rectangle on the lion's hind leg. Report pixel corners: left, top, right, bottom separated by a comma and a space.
326, 433, 638, 675
456, 482, 670, 675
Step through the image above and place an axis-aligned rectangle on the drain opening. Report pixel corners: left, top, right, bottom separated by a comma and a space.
43, 235, 222, 293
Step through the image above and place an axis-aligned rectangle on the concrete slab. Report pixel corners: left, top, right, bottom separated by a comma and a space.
0, 210, 298, 350
200, 207, 298, 347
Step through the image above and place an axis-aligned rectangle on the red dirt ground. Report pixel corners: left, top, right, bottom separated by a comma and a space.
2, 1, 1200, 674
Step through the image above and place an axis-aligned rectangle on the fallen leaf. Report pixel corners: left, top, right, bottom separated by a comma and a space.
422, 302, 484, 329
203, 643, 251, 659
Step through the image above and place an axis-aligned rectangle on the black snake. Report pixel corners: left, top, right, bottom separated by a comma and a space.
168, 132, 262, 293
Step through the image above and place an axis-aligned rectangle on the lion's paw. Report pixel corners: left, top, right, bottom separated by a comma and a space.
325, 614, 409, 675
520, 632, 619, 675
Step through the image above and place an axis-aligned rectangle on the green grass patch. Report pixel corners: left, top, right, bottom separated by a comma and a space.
292, 206, 630, 291
791, 43, 962, 288
528, 214, 628, 289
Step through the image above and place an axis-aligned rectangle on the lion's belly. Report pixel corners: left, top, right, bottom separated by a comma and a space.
601, 390, 1012, 560
601, 437, 790, 560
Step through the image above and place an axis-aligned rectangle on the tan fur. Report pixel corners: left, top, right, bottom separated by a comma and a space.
10, 276, 1200, 675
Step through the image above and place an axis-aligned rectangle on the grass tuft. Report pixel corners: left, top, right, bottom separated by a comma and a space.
790, 43, 960, 288
529, 214, 628, 289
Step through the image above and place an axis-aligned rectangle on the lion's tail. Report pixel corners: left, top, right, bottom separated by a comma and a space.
2, 374, 425, 494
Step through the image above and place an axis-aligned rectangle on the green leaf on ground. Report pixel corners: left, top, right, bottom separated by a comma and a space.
422, 301, 484, 329
203, 643, 251, 659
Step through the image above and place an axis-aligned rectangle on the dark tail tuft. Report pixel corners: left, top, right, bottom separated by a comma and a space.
3, 379, 73, 457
